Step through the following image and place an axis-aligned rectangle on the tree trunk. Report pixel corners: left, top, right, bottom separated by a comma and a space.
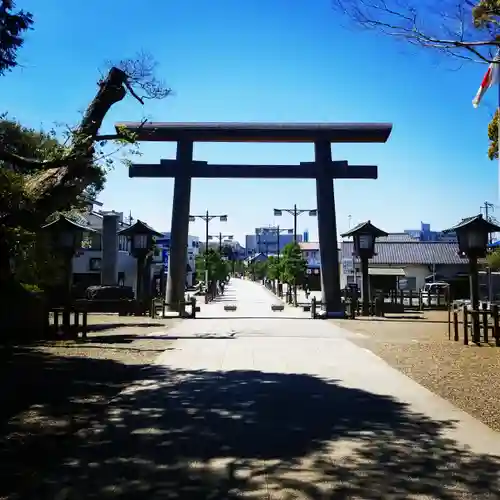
3, 67, 129, 230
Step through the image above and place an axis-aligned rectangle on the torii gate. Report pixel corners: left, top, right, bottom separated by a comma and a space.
116, 122, 392, 317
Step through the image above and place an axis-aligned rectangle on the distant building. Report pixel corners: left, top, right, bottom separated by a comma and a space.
71, 200, 138, 292
153, 232, 201, 287
340, 238, 469, 295
403, 222, 457, 242
245, 226, 302, 256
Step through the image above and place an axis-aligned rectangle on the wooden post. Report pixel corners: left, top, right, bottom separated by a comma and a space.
453, 309, 459, 341
81, 311, 87, 340
311, 296, 317, 319
492, 304, 500, 347
463, 305, 469, 345
54, 309, 59, 333
482, 302, 489, 343
448, 302, 451, 340
191, 296, 197, 319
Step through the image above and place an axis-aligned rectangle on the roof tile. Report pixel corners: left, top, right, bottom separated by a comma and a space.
341, 241, 466, 265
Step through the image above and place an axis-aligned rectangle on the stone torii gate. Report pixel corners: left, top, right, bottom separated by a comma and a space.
116, 122, 393, 317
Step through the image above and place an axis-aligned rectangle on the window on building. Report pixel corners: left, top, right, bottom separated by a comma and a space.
90, 233, 102, 250
118, 235, 128, 251
399, 277, 417, 290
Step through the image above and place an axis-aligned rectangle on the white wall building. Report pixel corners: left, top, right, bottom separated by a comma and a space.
299, 242, 321, 267
71, 203, 138, 292
153, 232, 201, 287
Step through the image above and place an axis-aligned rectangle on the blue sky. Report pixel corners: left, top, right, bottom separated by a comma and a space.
1, 0, 498, 243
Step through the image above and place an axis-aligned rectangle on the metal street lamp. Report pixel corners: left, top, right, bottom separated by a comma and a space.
341, 220, 388, 316
190, 212, 227, 295
274, 205, 317, 242
209, 232, 234, 252
444, 214, 500, 343
118, 220, 162, 310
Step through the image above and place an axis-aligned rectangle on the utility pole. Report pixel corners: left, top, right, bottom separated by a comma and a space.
274, 205, 317, 242
348, 214, 357, 287
481, 201, 495, 244
189, 211, 227, 287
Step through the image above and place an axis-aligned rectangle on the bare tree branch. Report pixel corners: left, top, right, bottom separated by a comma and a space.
0, 52, 171, 228
332, 0, 500, 63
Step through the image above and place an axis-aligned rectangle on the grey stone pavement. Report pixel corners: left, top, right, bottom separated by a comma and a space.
40, 279, 500, 499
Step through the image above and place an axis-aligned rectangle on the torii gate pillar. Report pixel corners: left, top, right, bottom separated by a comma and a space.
165, 141, 192, 312
315, 141, 342, 316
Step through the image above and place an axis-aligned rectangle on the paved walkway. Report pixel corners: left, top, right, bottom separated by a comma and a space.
196, 278, 308, 319
43, 279, 500, 499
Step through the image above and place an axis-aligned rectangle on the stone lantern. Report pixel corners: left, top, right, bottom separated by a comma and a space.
341, 220, 388, 316
41, 214, 97, 301
444, 214, 500, 342
118, 220, 162, 306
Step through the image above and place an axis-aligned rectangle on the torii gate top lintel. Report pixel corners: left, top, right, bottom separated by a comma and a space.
115, 121, 393, 144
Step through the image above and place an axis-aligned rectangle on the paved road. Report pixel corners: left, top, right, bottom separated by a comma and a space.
40, 279, 500, 499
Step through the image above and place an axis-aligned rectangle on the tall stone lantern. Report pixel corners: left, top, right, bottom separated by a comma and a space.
118, 220, 162, 307
341, 221, 388, 316
41, 214, 97, 302
444, 214, 500, 343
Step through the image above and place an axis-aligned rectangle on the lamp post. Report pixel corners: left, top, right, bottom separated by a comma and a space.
209, 233, 233, 253
341, 221, 388, 316
444, 214, 500, 343
274, 206, 317, 242
41, 215, 97, 333
41, 215, 96, 301
269, 225, 293, 296
118, 220, 162, 313
190, 212, 227, 288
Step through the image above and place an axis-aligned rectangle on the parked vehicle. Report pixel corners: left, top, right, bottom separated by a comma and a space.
421, 282, 449, 307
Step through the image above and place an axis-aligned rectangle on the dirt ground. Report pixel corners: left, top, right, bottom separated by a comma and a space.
0, 314, 178, 499
330, 310, 500, 432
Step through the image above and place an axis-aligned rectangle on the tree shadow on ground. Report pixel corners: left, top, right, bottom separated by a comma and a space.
2, 352, 498, 499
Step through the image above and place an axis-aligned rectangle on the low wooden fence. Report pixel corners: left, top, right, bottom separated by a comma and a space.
450, 303, 500, 345
373, 289, 450, 312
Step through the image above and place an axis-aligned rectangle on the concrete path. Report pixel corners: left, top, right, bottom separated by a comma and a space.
196, 277, 308, 319
45, 279, 500, 499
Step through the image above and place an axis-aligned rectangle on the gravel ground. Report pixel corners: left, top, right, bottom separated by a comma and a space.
330, 311, 500, 432
0, 314, 178, 499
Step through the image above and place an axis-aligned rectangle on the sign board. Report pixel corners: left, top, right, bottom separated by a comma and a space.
162, 248, 169, 272
398, 278, 408, 290
342, 258, 354, 275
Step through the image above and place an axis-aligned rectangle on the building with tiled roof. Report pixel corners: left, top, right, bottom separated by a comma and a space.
340, 239, 468, 291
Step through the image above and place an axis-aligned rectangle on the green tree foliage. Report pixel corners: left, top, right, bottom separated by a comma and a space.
332, 0, 500, 156
488, 109, 499, 160
246, 259, 268, 280
266, 256, 281, 281
0, 119, 81, 289
196, 250, 230, 284
280, 242, 307, 286
233, 259, 246, 275
0, 0, 33, 76
487, 248, 500, 269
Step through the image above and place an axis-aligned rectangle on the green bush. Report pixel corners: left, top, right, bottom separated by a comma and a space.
21, 283, 43, 293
